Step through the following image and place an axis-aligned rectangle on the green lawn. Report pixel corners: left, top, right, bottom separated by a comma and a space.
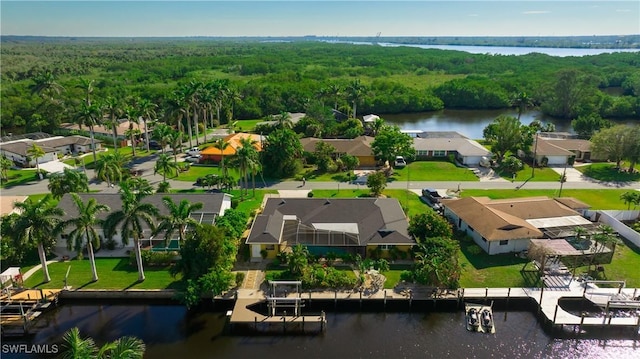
503, 164, 561, 182
460, 189, 631, 210
172, 188, 276, 215
23, 257, 184, 290
457, 238, 534, 288
577, 163, 640, 182
0, 169, 39, 188
575, 240, 640, 287
62, 146, 141, 169
391, 161, 479, 182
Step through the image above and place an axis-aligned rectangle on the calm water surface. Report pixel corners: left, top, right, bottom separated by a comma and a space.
5, 304, 639, 359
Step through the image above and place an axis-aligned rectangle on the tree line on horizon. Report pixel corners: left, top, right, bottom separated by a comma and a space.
1, 41, 639, 136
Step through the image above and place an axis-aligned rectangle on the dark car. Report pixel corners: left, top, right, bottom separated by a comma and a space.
149, 140, 162, 150
421, 188, 442, 203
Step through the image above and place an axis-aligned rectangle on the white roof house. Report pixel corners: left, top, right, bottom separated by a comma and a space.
412, 132, 491, 166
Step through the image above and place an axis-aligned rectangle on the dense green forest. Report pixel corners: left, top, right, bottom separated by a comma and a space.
1, 38, 639, 135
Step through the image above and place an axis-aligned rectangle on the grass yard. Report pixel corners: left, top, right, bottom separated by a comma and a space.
577, 163, 640, 182
460, 189, 631, 210
22, 257, 184, 290
0, 169, 39, 188
575, 240, 640, 287
503, 164, 561, 182
172, 188, 276, 214
457, 238, 534, 288
391, 161, 479, 182
233, 119, 262, 132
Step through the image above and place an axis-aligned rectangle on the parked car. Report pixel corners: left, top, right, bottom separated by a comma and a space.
185, 155, 202, 163
186, 147, 201, 156
149, 140, 162, 150
422, 188, 442, 204
394, 156, 407, 168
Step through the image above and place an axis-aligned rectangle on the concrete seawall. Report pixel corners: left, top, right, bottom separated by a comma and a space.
60, 289, 177, 300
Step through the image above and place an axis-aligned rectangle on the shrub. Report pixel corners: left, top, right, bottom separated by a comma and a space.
307, 191, 314, 198
400, 270, 414, 282
235, 272, 245, 287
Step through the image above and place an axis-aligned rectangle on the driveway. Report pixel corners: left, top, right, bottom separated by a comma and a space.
39, 160, 73, 174
548, 165, 586, 182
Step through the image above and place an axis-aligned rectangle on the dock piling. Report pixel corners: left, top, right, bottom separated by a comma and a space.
383, 290, 387, 310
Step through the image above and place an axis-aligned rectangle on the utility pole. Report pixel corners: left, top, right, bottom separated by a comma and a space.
531, 132, 538, 178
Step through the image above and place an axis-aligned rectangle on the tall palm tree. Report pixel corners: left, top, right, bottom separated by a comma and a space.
346, 79, 366, 119
76, 78, 94, 106
94, 151, 124, 186
234, 137, 259, 198
209, 79, 229, 126
213, 138, 230, 176
103, 180, 159, 281
168, 129, 183, 164
30, 70, 64, 102
103, 96, 123, 149
124, 106, 140, 156
226, 85, 242, 123
154, 153, 179, 181
152, 123, 173, 154
124, 123, 141, 157
511, 91, 534, 120
136, 98, 157, 152
61, 327, 146, 359
74, 102, 102, 164
26, 143, 45, 179
59, 194, 110, 282
176, 85, 195, 148
327, 82, 342, 110
154, 197, 203, 246
12, 194, 63, 283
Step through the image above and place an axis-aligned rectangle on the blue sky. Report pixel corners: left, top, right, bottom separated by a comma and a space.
2, 1, 639, 37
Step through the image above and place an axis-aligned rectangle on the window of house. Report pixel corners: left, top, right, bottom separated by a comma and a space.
265, 245, 275, 250
379, 245, 395, 250
433, 150, 446, 157
499, 240, 509, 246
416, 150, 428, 156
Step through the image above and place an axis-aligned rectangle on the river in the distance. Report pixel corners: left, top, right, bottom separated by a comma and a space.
382, 109, 638, 139
3, 303, 639, 359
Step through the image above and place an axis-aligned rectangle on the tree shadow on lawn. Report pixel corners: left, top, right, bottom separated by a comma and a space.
460, 241, 528, 270
581, 165, 640, 182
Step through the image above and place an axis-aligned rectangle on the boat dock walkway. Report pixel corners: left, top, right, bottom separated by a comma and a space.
1, 289, 61, 336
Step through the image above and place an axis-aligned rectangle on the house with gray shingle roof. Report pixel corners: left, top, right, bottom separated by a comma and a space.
246, 197, 415, 261
412, 132, 491, 166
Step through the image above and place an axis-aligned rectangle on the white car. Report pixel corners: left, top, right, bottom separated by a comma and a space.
186, 147, 201, 156
394, 156, 407, 168
184, 155, 202, 163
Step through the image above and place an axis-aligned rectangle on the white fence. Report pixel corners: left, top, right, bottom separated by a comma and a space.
586, 210, 640, 248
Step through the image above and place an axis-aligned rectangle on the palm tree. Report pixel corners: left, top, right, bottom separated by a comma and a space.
213, 138, 230, 176
177, 83, 197, 148
103, 180, 159, 281
234, 137, 259, 198
30, 70, 64, 102
61, 327, 145, 359
274, 111, 293, 130
12, 194, 63, 283
0, 155, 13, 181
152, 123, 173, 154
620, 191, 640, 210
511, 91, 534, 120
346, 79, 366, 119
137, 98, 157, 152
94, 151, 124, 186
47, 167, 89, 199
154, 153, 179, 181
59, 194, 110, 282
327, 82, 342, 110
103, 96, 123, 149
124, 106, 140, 156
74, 102, 102, 164
154, 197, 203, 246
76, 78, 94, 106
209, 79, 229, 125
26, 143, 45, 179
168, 129, 183, 164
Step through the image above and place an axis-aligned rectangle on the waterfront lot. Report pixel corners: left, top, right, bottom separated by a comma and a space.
23, 258, 183, 290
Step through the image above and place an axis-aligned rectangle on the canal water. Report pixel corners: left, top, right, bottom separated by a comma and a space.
4, 302, 639, 359
382, 110, 637, 139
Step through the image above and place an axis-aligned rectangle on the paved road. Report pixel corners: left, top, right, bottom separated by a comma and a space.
2, 165, 639, 197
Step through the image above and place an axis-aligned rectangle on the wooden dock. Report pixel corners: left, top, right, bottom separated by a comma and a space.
1, 289, 60, 337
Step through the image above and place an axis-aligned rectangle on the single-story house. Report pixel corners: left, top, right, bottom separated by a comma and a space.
536, 136, 593, 163
55, 193, 232, 254
0, 196, 28, 216
245, 197, 415, 261
0, 135, 102, 167
256, 112, 306, 127
300, 136, 377, 167
61, 119, 149, 145
413, 132, 491, 166
200, 133, 265, 162
443, 196, 597, 255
